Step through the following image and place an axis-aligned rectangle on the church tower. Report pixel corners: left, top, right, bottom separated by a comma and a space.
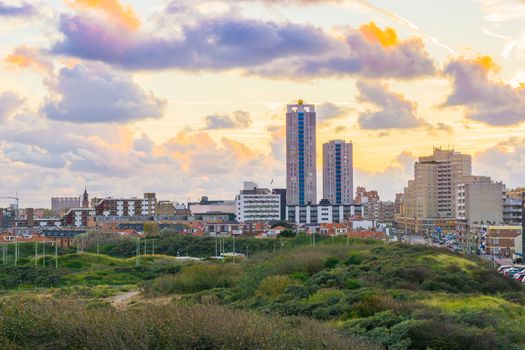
82, 187, 89, 208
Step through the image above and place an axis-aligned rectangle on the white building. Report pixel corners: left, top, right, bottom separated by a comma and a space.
323, 140, 354, 205
286, 200, 364, 224
236, 182, 281, 223
286, 100, 317, 206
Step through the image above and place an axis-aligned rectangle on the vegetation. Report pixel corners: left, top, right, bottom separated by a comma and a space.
0, 297, 377, 350
1, 235, 524, 349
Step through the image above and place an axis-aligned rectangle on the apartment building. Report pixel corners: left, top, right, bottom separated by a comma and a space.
455, 176, 504, 247
63, 208, 96, 228
503, 188, 524, 225
286, 100, 317, 206
235, 182, 281, 223
396, 148, 472, 233
51, 197, 81, 215
323, 140, 353, 205
286, 199, 364, 224
95, 193, 157, 217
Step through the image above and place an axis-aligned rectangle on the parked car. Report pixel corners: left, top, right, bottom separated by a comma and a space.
498, 265, 514, 273
513, 271, 525, 280
503, 268, 521, 277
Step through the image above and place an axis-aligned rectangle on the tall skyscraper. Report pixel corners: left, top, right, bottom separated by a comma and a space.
286, 100, 317, 206
323, 140, 353, 205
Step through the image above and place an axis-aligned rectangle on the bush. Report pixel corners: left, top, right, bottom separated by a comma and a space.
256, 275, 297, 299
146, 263, 242, 294
324, 257, 340, 269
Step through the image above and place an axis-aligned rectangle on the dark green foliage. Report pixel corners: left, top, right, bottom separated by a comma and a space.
278, 229, 296, 238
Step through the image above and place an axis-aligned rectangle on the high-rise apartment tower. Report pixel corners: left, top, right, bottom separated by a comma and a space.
323, 140, 353, 205
286, 100, 317, 206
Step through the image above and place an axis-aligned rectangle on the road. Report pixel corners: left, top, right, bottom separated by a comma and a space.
109, 291, 140, 307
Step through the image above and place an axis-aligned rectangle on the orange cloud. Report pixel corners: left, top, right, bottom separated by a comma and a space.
472, 55, 500, 72
359, 22, 398, 47
5, 46, 51, 73
66, 0, 140, 30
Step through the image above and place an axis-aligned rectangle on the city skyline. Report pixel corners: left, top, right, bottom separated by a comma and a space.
1, 0, 525, 207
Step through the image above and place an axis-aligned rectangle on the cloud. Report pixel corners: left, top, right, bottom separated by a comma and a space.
0, 1, 36, 17
51, 5, 434, 80
2, 143, 66, 168
204, 111, 252, 129
356, 80, 425, 129
66, 0, 140, 30
0, 92, 23, 121
133, 133, 154, 154
53, 11, 336, 71
5, 46, 53, 74
355, 151, 416, 201
267, 125, 286, 162
443, 55, 525, 126
474, 137, 525, 187
258, 21, 436, 79
43, 63, 166, 123
317, 102, 348, 123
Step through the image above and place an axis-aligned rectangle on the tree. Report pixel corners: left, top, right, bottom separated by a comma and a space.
279, 230, 296, 238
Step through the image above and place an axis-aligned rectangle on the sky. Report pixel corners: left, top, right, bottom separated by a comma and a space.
0, 0, 524, 208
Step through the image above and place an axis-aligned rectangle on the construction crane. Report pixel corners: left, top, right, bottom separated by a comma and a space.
0, 193, 20, 214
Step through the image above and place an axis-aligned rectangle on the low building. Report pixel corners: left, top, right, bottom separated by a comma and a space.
503, 188, 524, 225
286, 200, 363, 224
63, 208, 96, 228
235, 182, 281, 223
485, 225, 522, 258
188, 196, 236, 215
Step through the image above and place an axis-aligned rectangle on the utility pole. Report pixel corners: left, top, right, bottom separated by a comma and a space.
55, 239, 58, 269
232, 234, 236, 263
34, 241, 38, 268
136, 239, 140, 267
152, 239, 155, 255
42, 242, 46, 268
14, 236, 18, 266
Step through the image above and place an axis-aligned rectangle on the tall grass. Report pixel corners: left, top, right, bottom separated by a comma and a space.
0, 297, 380, 350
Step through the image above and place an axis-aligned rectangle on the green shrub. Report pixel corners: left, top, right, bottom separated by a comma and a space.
324, 257, 340, 269
256, 275, 297, 299
146, 263, 242, 294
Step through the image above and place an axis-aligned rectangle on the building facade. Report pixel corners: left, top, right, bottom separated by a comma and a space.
95, 193, 157, 217
355, 187, 381, 221
235, 182, 281, 223
456, 176, 504, 248
63, 208, 96, 228
323, 140, 353, 205
503, 188, 524, 225
286, 200, 363, 225
396, 148, 472, 233
51, 197, 81, 215
188, 197, 236, 215
286, 100, 317, 206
